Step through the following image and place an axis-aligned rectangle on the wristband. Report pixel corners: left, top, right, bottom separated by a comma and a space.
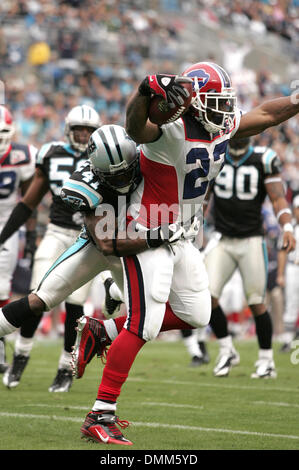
283, 223, 293, 233
277, 208, 291, 222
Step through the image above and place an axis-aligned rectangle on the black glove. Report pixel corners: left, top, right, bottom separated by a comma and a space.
138, 74, 192, 109
146, 223, 185, 248
23, 230, 37, 269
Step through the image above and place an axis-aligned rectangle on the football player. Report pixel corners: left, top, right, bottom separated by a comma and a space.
80, 61, 298, 445
204, 136, 295, 378
276, 194, 299, 351
0, 105, 101, 391
0, 105, 37, 374
0, 125, 193, 447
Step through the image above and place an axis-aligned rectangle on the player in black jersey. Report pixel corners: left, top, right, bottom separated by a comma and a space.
0, 104, 101, 391
204, 137, 295, 378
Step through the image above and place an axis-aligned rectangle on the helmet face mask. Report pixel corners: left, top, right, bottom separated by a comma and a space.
65, 105, 101, 152
183, 62, 237, 133
88, 125, 140, 195
0, 106, 15, 155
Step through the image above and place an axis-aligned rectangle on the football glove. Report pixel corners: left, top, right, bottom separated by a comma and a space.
138, 74, 192, 109
183, 217, 200, 240
146, 222, 185, 248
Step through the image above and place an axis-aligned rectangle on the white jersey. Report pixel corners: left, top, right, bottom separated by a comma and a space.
129, 110, 241, 229
0, 142, 37, 225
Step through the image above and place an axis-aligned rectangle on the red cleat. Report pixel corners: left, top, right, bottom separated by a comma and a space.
71, 316, 110, 378
81, 411, 133, 446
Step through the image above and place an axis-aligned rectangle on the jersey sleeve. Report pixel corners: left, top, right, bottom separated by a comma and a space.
230, 108, 242, 137
60, 161, 103, 212
18, 144, 37, 181
261, 148, 282, 176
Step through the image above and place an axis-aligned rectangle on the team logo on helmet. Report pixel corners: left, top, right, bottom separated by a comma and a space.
187, 69, 210, 89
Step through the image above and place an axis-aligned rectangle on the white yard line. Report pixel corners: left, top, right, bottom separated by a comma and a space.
0, 411, 298, 441
253, 401, 299, 408
128, 377, 299, 393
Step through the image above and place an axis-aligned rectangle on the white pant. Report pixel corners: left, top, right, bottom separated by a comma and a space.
0, 228, 19, 300
122, 239, 211, 341
34, 231, 123, 311
283, 262, 299, 328
205, 234, 267, 305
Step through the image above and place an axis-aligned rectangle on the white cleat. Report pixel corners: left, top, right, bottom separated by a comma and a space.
213, 350, 240, 377
251, 359, 277, 379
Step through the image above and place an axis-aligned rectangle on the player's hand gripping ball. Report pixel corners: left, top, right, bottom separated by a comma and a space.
139, 74, 193, 125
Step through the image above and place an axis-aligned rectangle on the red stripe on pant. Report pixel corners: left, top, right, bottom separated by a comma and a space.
123, 256, 145, 338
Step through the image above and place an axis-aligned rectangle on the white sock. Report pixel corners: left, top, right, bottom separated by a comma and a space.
183, 333, 202, 358
58, 350, 72, 370
196, 327, 207, 342
15, 335, 34, 357
0, 309, 17, 336
258, 349, 273, 361
109, 283, 123, 302
103, 318, 119, 342
92, 400, 117, 412
218, 335, 234, 354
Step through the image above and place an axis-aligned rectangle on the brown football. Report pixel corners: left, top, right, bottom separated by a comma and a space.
148, 82, 193, 126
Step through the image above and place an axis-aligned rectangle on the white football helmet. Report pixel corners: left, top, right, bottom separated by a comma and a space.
65, 105, 101, 152
0, 105, 15, 155
88, 124, 140, 194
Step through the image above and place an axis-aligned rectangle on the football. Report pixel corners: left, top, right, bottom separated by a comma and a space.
148, 82, 193, 126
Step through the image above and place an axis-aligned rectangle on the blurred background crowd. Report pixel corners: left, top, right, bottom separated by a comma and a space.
1, 0, 298, 338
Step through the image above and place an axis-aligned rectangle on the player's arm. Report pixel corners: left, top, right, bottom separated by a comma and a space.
84, 211, 184, 257
234, 94, 299, 139
125, 91, 161, 144
0, 168, 48, 246
265, 176, 295, 253
20, 176, 39, 265
126, 74, 192, 143
276, 248, 287, 288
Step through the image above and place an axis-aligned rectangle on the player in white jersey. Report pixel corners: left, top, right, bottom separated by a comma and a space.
0, 105, 101, 391
277, 194, 299, 351
0, 105, 37, 373
77, 61, 299, 445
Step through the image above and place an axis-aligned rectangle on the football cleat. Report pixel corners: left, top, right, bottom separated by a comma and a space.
71, 315, 110, 379
81, 411, 132, 446
198, 341, 210, 364
279, 342, 291, 353
0, 337, 8, 373
213, 349, 240, 377
251, 359, 277, 379
3, 354, 29, 388
48, 368, 73, 392
189, 355, 205, 367
101, 276, 122, 318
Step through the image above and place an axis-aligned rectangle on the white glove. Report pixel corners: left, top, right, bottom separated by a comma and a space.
183, 217, 200, 240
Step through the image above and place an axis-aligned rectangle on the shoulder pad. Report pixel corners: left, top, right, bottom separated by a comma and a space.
36, 141, 66, 164
261, 148, 282, 175
61, 163, 103, 211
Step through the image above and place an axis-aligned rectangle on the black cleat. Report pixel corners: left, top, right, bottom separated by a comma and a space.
3, 353, 29, 388
48, 368, 73, 392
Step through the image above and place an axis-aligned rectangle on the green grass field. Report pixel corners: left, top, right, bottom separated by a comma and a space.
0, 335, 298, 452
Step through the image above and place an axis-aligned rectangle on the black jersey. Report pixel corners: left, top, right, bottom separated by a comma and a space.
211, 145, 282, 238
36, 141, 88, 229
60, 160, 129, 217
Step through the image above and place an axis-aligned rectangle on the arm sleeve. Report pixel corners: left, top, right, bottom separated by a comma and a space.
0, 201, 32, 244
